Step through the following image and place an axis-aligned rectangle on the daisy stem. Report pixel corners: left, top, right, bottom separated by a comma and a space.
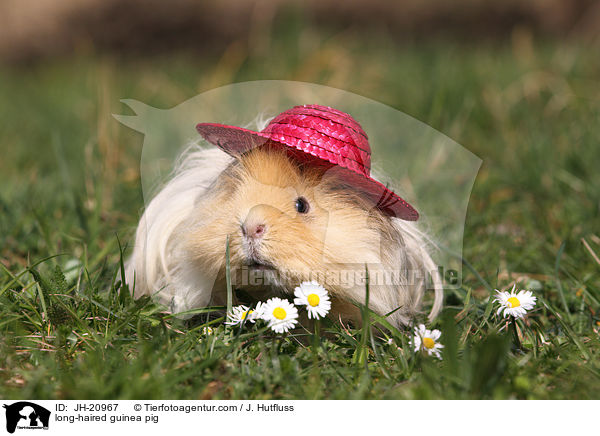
310, 320, 322, 397
313, 319, 321, 349
271, 335, 282, 356
510, 319, 521, 350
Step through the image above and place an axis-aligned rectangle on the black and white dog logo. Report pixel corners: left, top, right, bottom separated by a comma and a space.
3, 402, 50, 433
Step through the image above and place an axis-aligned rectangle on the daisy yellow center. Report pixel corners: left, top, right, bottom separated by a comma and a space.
507, 297, 521, 308
241, 310, 253, 320
307, 294, 320, 307
422, 337, 435, 349
272, 307, 286, 320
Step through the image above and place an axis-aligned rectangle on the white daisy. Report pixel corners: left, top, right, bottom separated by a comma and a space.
412, 324, 444, 359
293, 281, 331, 320
252, 301, 265, 319
224, 305, 261, 326
260, 297, 299, 333
494, 284, 537, 318
202, 326, 214, 335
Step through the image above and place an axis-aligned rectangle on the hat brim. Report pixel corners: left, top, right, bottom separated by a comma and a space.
196, 123, 419, 220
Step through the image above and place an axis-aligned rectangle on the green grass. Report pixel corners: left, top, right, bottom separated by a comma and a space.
1, 34, 600, 399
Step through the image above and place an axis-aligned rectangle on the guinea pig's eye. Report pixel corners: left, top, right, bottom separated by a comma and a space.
295, 197, 310, 214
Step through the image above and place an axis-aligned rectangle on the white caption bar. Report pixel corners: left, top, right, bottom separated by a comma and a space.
0, 400, 596, 435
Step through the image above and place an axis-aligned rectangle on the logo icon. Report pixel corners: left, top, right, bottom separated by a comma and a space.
2, 402, 50, 434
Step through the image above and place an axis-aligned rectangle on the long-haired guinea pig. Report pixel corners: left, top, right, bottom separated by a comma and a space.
125, 106, 443, 328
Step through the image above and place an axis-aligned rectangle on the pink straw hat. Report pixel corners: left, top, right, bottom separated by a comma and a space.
196, 104, 418, 220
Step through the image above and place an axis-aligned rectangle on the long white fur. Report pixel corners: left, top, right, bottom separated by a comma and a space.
126, 121, 443, 323
125, 146, 234, 311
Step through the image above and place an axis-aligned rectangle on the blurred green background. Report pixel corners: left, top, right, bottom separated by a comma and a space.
1, 0, 599, 399
1, 0, 598, 279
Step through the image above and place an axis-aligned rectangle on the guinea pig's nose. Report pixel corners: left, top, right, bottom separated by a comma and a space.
241, 208, 268, 240
241, 222, 266, 240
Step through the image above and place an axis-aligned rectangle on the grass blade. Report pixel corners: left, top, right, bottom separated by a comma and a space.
225, 235, 233, 319
554, 241, 571, 322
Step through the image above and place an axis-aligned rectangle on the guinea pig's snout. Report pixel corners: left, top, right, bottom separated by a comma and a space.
241, 206, 269, 240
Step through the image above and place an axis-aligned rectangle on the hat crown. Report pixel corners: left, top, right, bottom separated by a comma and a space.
261, 105, 372, 176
